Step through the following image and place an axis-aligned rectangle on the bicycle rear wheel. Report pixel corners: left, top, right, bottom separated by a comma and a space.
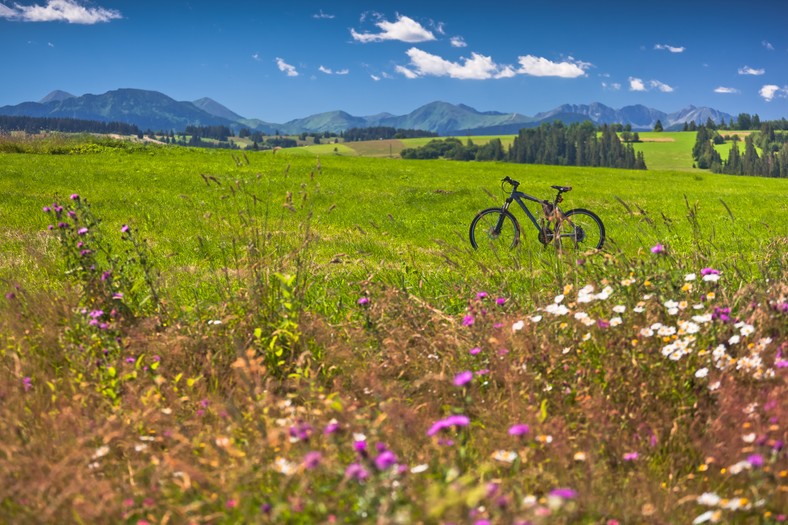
469, 208, 520, 251
559, 208, 605, 250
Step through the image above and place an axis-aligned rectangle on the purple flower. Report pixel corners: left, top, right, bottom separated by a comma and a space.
453, 370, 473, 387
495, 297, 506, 305
289, 421, 313, 442
747, 453, 764, 468
508, 424, 530, 436
462, 315, 475, 326
650, 243, 665, 254
477, 292, 488, 299
374, 450, 398, 471
70, 194, 79, 200
58, 222, 68, 229
469, 347, 481, 355
125, 356, 136, 364
427, 414, 470, 436
77, 227, 88, 235
345, 462, 369, 481
303, 451, 322, 469
324, 421, 340, 435
22, 377, 32, 392
68, 210, 77, 219
357, 297, 369, 305
701, 267, 720, 276
121, 224, 130, 233
549, 488, 577, 499
597, 319, 610, 329
353, 438, 367, 454
89, 309, 104, 318
623, 451, 639, 461
43, 206, 51, 213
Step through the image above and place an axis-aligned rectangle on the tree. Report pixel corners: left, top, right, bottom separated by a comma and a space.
653, 120, 664, 132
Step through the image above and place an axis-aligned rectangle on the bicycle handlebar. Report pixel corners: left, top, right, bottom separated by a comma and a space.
501, 176, 520, 188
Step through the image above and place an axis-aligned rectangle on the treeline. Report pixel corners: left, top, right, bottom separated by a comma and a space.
0, 115, 140, 136
684, 112, 788, 132
184, 125, 232, 141
401, 122, 646, 170
692, 124, 788, 177
343, 126, 437, 142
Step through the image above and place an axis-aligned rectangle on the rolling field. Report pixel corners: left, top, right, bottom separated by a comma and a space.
1, 140, 786, 523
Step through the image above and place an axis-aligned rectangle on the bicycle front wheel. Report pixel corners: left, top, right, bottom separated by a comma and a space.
469, 208, 520, 251
559, 208, 605, 250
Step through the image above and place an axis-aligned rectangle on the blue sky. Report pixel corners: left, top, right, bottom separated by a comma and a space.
1, 0, 787, 123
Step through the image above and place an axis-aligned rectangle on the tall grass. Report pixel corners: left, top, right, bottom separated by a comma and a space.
0, 141, 786, 523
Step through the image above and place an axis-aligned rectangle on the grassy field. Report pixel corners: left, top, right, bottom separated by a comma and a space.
0, 138, 786, 523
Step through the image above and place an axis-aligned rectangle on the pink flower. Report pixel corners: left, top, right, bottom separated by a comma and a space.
121, 224, 130, 233
462, 315, 475, 326
508, 424, 530, 436
453, 370, 473, 386
623, 451, 639, 461
650, 243, 665, 254
495, 297, 506, 305
357, 297, 369, 305
427, 415, 470, 436
70, 194, 80, 200
469, 347, 481, 355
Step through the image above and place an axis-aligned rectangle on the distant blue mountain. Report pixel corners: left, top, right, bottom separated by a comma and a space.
1, 88, 734, 134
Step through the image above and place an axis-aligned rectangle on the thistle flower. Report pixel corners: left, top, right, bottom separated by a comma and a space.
650, 243, 665, 254
453, 370, 473, 386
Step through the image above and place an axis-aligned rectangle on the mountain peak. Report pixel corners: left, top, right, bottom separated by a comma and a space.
192, 97, 244, 121
39, 90, 75, 103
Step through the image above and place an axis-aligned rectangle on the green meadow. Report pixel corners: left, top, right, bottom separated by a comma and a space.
0, 137, 786, 523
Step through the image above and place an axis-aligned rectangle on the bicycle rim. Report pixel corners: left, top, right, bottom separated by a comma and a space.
559, 209, 605, 250
470, 209, 520, 251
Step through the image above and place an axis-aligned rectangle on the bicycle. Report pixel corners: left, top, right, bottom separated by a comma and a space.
469, 176, 605, 251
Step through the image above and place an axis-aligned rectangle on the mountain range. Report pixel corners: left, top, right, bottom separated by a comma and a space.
0, 88, 734, 135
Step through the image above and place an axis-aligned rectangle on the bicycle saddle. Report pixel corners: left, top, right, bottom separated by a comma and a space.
551, 185, 572, 193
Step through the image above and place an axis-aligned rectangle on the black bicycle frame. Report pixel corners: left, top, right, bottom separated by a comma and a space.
499, 190, 550, 231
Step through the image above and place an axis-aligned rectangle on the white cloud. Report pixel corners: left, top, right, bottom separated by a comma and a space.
275, 57, 298, 77
629, 77, 646, 91
47, 41, 54, 47
401, 47, 517, 80
516, 55, 589, 78
318, 66, 349, 75
335, 68, 349, 75
313, 9, 334, 19
318, 65, 333, 74
450, 36, 467, 48
351, 14, 436, 43
759, 84, 787, 102
251, 53, 260, 61
654, 43, 685, 53
650, 80, 674, 92
714, 86, 739, 94
602, 82, 621, 91
370, 74, 381, 81
738, 65, 765, 75
0, 0, 121, 24
762, 40, 774, 51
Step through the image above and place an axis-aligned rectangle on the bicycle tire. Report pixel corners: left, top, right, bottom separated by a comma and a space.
559, 208, 605, 250
469, 208, 521, 251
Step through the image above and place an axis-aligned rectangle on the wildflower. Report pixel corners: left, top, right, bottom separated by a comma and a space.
303, 451, 322, 469
462, 315, 475, 326
353, 438, 367, 454
554, 293, 565, 304
121, 224, 130, 233
357, 297, 369, 305
477, 291, 488, 299
697, 492, 721, 506
610, 317, 622, 327
739, 324, 755, 336
623, 451, 639, 461
529, 315, 542, 323
43, 206, 51, 212
226, 499, 238, 509
512, 320, 525, 331
597, 319, 610, 329
469, 347, 481, 355
274, 457, 296, 475
453, 371, 473, 387
613, 305, 626, 313
701, 267, 720, 276
495, 297, 506, 305
92, 445, 110, 459
508, 424, 530, 436
746, 453, 764, 468
410, 463, 428, 473
549, 488, 577, 499
324, 419, 340, 435
695, 367, 709, 378
728, 335, 740, 345
345, 462, 369, 481
650, 243, 665, 254
77, 227, 88, 235
427, 414, 470, 436
573, 451, 587, 461
70, 193, 80, 200
289, 421, 313, 442
693, 510, 722, 524
544, 303, 569, 316
374, 450, 398, 470
685, 273, 697, 281
22, 377, 32, 392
